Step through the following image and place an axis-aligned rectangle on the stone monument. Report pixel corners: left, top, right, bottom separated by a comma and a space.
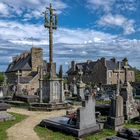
70, 77, 77, 96
0, 103, 15, 122
40, 94, 100, 137
107, 94, 124, 131
42, 4, 64, 103
77, 70, 86, 100
0, 89, 3, 98
38, 65, 43, 103
120, 58, 139, 120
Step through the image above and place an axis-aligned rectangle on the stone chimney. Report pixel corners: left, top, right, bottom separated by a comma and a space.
31, 47, 43, 72
100, 57, 106, 66
71, 61, 76, 71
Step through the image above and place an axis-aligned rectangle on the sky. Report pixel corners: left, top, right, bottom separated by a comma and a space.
0, 0, 140, 72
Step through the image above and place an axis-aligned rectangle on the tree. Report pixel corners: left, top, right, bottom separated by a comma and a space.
132, 67, 140, 82
0, 72, 4, 85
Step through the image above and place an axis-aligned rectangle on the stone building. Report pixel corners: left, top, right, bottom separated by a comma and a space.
67, 57, 135, 85
5, 47, 46, 95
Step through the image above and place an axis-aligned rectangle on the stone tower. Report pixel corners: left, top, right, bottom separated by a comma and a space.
31, 47, 43, 72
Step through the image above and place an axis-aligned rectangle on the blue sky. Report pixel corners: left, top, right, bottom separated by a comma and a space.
0, 0, 140, 72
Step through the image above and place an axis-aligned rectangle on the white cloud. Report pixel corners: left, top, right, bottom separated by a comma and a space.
98, 14, 135, 35
0, 0, 67, 19
0, 19, 140, 71
87, 0, 138, 13
0, 3, 9, 15
87, 0, 113, 12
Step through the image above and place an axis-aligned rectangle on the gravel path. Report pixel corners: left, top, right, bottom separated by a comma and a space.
7, 107, 67, 140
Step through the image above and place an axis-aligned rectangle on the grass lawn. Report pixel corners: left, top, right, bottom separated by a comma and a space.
124, 123, 140, 130
34, 122, 140, 140
34, 125, 116, 140
0, 112, 28, 140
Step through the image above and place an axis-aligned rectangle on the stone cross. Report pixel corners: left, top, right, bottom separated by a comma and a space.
15, 70, 22, 94
59, 65, 63, 79
43, 3, 57, 65
16, 70, 21, 84
3, 74, 7, 86
114, 61, 123, 95
123, 58, 129, 84
77, 69, 83, 84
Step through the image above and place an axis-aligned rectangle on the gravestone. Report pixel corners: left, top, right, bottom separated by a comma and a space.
107, 94, 124, 131
0, 90, 3, 98
76, 95, 99, 131
77, 70, 86, 100
120, 82, 139, 120
0, 103, 15, 122
120, 58, 139, 120
40, 94, 100, 137
70, 77, 77, 96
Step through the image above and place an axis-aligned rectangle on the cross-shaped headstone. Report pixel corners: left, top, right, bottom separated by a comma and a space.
3, 74, 7, 86
123, 58, 129, 84
16, 70, 22, 84
113, 61, 123, 95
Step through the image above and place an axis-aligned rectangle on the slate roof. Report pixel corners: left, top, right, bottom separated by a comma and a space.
106, 60, 118, 70
67, 58, 132, 74
67, 61, 96, 74
6, 52, 31, 72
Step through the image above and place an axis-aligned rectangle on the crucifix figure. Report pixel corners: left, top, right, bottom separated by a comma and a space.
43, 3, 58, 64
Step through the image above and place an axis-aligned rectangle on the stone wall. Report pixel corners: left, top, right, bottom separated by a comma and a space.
19, 74, 39, 95
21, 71, 31, 77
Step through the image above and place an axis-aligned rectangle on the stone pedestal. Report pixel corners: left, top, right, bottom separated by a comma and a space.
42, 62, 65, 103
43, 78, 65, 103
107, 95, 124, 131
120, 82, 139, 120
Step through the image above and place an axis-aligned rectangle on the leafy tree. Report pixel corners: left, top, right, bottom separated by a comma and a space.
132, 67, 140, 82
0, 72, 4, 85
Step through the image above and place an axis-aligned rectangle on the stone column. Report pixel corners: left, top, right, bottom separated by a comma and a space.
39, 66, 43, 103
